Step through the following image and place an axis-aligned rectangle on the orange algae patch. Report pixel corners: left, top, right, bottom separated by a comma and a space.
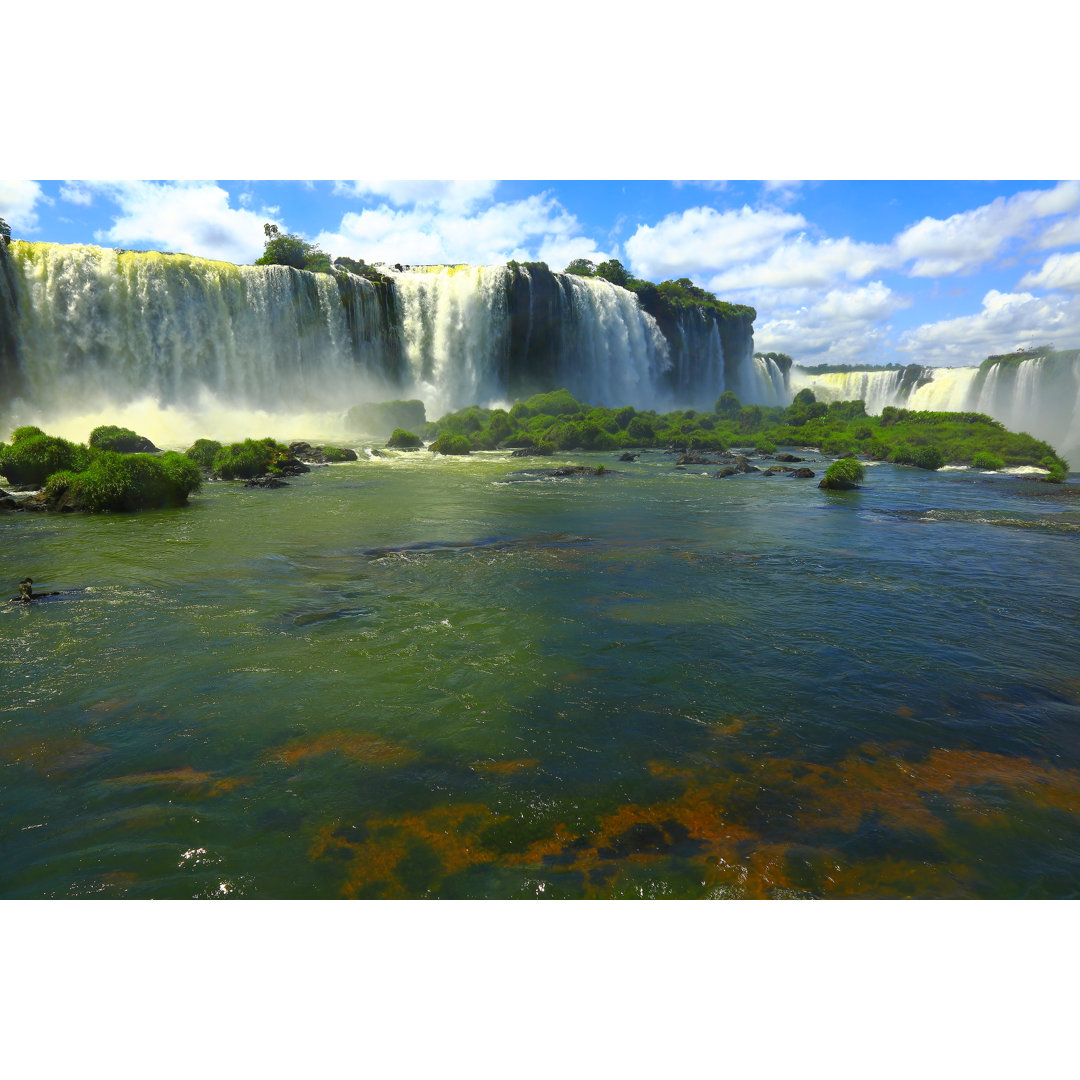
310, 803, 497, 898
267, 731, 416, 767
104, 766, 247, 796
0, 735, 109, 773
471, 758, 540, 775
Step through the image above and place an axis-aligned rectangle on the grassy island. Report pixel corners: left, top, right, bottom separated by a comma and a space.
420, 387, 1070, 481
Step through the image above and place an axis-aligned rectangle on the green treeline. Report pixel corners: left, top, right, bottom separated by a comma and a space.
561, 257, 756, 325
420, 387, 1070, 480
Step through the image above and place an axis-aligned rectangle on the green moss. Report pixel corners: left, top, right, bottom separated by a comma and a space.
386, 429, 422, 449
184, 439, 223, 469
322, 445, 357, 461
44, 451, 201, 512
88, 425, 157, 453
0, 433, 91, 485
430, 433, 472, 455
819, 457, 865, 490
212, 438, 284, 479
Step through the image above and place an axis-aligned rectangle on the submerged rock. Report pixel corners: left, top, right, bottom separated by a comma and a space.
790, 467, 816, 479
775, 453, 805, 463
619, 452, 639, 461
244, 475, 290, 488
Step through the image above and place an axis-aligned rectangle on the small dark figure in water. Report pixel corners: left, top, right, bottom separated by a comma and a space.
10, 578, 64, 603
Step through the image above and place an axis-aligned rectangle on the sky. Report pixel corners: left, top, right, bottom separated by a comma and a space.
3, 178, 1079, 370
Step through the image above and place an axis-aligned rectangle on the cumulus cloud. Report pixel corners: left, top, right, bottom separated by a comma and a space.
899, 289, 1080, 364
1018, 251, 1080, 293
624, 205, 806, 282
754, 282, 909, 364
59, 182, 94, 206
706, 235, 893, 293
895, 180, 1080, 277
0, 179, 48, 232
315, 192, 606, 267
332, 180, 499, 212
89, 182, 277, 264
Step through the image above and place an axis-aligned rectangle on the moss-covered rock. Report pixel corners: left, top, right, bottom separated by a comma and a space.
819, 457, 865, 490
43, 451, 201, 512
0, 432, 91, 486
88, 425, 159, 453
386, 428, 422, 449
185, 439, 223, 469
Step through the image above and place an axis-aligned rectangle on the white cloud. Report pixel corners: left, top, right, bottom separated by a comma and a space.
755, 282, 908, 364
895, 181, 1080, 277
1018, 251, 1080, 293
899, 288, 1080, 363
59, 182, 94, 206
315, 193, 604, 267
624, 205, 806, 282
0, 179, 48, 232
332, 180, 499, 212
706, 235, 893, 293
89, 182, 278, 264
1035, 214, 1080, 250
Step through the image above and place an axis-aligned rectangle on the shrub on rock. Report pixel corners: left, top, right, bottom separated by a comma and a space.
185, 439, 223, 469
322, 445, 359, 462
0, 432, 91, 485
88, 425, 159, 453
212, 438, 284, 479
44, 451, 202, 512
386, 428, 422, 449
819, 457, 865, 490
430, 433, 472, 455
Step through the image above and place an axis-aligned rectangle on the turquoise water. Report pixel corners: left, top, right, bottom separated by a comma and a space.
3, 450, 1080, 898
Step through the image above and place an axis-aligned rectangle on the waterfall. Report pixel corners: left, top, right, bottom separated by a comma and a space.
2, 241, 760, 444
390, 265, 513, 418
553, 274, 671, 408
3, 242, 401, 443
792, 358, 1080, 464
789, 368, 908, 413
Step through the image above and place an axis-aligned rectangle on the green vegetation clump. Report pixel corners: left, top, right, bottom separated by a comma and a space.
0, 432, 91, 485
419, 385, 1069, 480
88, 425, 156, 453
819, 458, 865, 490
184, 439, 223, 469
44, 451, 201, 512
212, 438, 286, 479
10, 425, 45, 443
972, 452, 1004, 471
429, 433, 472, 455
255, 223, 332, 274
322, 445, 357, 462
386, 428, 422, 449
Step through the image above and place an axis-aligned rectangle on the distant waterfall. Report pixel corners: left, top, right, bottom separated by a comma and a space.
792, 357, 1080, 463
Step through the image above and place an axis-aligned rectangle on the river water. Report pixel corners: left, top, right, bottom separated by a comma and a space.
3, 449, 1079, 898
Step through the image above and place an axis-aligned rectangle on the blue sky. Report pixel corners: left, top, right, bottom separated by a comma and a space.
5, 178, 1079, 370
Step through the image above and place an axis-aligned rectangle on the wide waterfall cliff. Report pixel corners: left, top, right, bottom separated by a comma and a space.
791, 351, 1080, 463
0, 242, 762, 443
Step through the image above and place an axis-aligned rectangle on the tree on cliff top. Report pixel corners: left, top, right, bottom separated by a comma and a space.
255, 223, 332, 274
0, 217, 11, 245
